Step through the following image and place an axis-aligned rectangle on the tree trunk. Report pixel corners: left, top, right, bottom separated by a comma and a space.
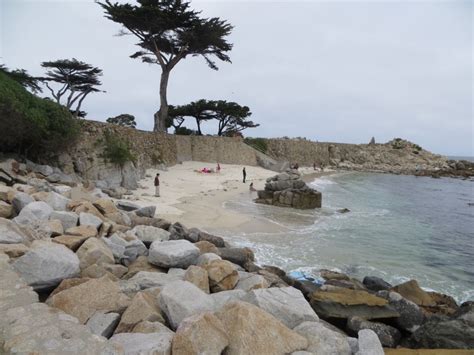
195, 118, 202, 135
154, 69, 170, 132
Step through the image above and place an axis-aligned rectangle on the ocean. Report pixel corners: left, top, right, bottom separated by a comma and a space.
221, 172, 474, 303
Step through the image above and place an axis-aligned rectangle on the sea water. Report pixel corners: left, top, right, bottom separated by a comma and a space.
221, 172, 474, 303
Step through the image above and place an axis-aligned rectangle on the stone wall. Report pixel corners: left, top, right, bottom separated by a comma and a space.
175, 135, 258, 165
51, 121, 450, 189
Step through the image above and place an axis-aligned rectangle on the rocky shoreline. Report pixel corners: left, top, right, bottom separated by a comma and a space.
0, 158, 473, 354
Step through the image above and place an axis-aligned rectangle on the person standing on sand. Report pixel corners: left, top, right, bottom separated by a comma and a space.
154, 173, 160, 197
242, 167, 247, 183
217, 163, 221, 173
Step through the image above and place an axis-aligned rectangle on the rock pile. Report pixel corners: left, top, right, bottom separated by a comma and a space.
255, 169, 322, 209
0, 159, 472, 354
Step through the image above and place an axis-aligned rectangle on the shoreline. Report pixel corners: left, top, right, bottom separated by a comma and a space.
125, 162, 337, 234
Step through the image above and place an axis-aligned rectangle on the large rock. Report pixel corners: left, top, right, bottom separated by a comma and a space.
0, 243, 29, 258
115, 290, 164, 333
216, 301, 308, 355
76, 237, 115, 269
218, 247, 255, 268
66, 225, 98, 238
102, 233, 147, 266
46, 276, 130, 323
244, 287, 319, 329
347, 316, 401, 348
211, 289, 248, 310
184, 265, 210, 293
363, 276, 392, 291
130, 224, 170, 246
356, 329, 384, 355
110, 331, 174, 355
310, 286, 399, 320
197, 252, 222, 266
148, 239, 200, 269
407, 316, 474, 349
0, 303, 120, 354
50, 211, 79, 230
235, 271, 269, 291
12, 241, 80, 291
0, 200, 13, 218
204, 259, 239, 292
122, 256, 166, 279
13, 201, 53, 225
391, 280, 435, 306
53, 235, 90, 251
116, 200, 140, 211
86, 311, 120, 338
39, 191, 71, 211
256, 170, 322, 209
93, 198, 119, 215
293, 321, 351, 355
197, 230, 225, 247
135, 205, 156, 218
379, 291, 424, 332
79, 212, 103, 230
120, 271, 183, 295
159, 280, 215, 330
132, 320, 172, 334
0, 217, 27, 244
172, 312, 229, 355
11, 191, 34, 213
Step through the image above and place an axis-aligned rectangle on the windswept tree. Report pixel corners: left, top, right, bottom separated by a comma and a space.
214, 100, 258, 136
98, 0, 233, 132
0, 65, 42, 93
167, 105, 186, 131
169, 99, 215, 135
40, 58, 103, 117
107, 114, 137, 128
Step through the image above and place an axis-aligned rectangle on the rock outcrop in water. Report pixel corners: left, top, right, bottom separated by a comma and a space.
255, 169, 322, 209
0, 158, 473, 353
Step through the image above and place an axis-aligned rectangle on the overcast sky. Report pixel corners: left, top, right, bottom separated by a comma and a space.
1, 0, 472, 156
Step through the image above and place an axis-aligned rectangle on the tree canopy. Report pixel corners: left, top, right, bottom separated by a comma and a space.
167, 99, 258, 136
98, 0, 233, 132
40, 58, 104, 117
107, 114, 137, 128
0, 65, 42, 93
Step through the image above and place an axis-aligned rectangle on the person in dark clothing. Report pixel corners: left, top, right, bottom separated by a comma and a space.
154, 173, 160, 197
242, 167, 246, 183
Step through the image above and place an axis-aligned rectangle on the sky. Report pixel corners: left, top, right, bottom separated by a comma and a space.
1, 0, 473, 156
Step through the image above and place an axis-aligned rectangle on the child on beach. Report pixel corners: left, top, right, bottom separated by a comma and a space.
249, 182, 256, 192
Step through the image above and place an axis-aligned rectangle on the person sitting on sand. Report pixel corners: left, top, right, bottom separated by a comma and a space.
154, 173, 160, 197
249, 182, 256, 192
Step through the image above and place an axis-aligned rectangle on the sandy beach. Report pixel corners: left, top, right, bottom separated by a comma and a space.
122, 161, 329, 234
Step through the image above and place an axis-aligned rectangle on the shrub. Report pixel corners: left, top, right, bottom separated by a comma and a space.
244, 137, 268, 153
102, 130, 136, 167
107, 114, 136, 128
0, 71, 79, 157
175, 126, 196, 135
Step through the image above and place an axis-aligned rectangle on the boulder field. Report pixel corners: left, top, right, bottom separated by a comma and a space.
0, 159, 473, 354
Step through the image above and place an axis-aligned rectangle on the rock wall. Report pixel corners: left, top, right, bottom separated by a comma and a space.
49, 121, 451, 189
263, 138, 449, 174
175, 135, 258, 166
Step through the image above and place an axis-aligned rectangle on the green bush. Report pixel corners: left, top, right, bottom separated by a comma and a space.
175, 126, 196, 135
0, 71, 79, 156
102, 131, 136, 167
244, 137, 268, 153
